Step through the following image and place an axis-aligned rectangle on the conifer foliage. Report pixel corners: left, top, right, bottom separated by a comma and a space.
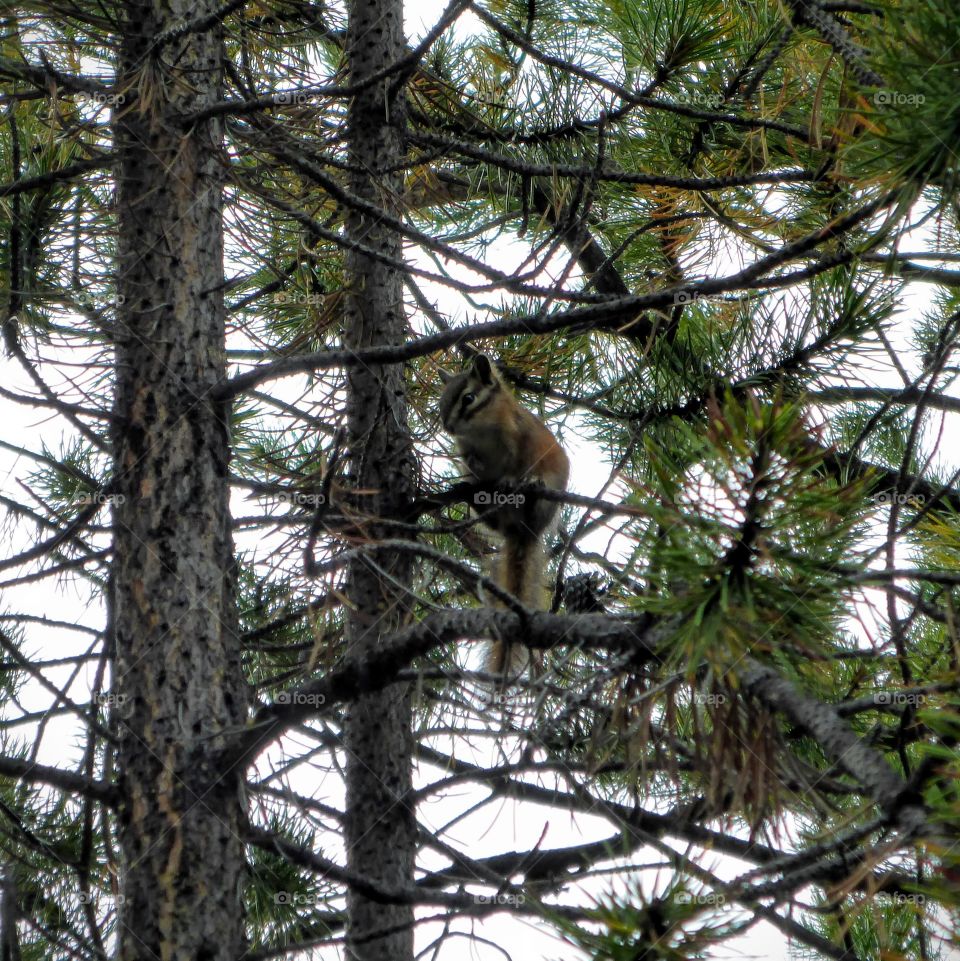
1, 0, 960, 958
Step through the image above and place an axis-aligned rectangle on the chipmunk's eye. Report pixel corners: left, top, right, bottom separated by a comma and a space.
462, 392, 476, 405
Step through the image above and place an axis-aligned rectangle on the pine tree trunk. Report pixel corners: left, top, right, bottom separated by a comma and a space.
110, 3, 248, 958
343, 0, 416, 957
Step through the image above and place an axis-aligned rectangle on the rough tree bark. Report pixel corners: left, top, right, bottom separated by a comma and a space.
342, 0, 417, 958
110, 3, 248, 959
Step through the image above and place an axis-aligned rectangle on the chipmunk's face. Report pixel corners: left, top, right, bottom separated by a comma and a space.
438, 354, 499, 437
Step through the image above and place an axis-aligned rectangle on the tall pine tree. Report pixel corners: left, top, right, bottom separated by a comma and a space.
1, 0, 959, 958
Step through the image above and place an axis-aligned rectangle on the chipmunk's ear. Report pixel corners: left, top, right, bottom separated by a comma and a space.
438, 367, 455, 385
472, 353, 495, 385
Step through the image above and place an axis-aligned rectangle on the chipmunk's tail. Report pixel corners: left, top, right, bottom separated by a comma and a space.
486, 533, 545, 677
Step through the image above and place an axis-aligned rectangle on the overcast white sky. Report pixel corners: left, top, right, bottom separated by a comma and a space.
3, 2, 960, 958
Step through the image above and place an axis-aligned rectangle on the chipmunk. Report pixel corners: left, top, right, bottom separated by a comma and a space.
438, 354, 569, 676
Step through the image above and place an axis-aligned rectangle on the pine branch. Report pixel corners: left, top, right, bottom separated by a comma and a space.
739, 660, 928, 835
222, 608, 668, 770
0, 54, 109, 97
468, 2, 810, 140
787, 0, 885, 87
407, 130, 818, 189
0, 755, 115, 804
810, 385, 960, 415
0, 158, 110, 199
